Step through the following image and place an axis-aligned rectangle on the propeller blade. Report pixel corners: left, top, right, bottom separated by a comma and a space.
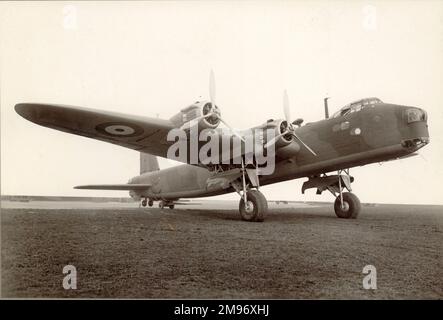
283, 90, 290, 122
219, 118, 245, 142
208, 70, 244, 142
209, 69, 216, 107
292, 133, 317, 156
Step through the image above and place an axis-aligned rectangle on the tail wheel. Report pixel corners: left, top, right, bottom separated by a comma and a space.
334, 192, 361, 219
239, 190, 268, 222
169, 205, 175, 209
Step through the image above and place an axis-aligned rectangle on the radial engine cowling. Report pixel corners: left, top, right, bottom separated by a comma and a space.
266, 120, 294, 148
170, 101, 221, 130
263, 119, 301, 159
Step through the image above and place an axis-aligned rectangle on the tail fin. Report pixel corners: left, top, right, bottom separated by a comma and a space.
140, 152, 160, 174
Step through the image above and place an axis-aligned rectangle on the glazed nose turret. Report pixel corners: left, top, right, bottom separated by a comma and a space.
400, 107, 429, 150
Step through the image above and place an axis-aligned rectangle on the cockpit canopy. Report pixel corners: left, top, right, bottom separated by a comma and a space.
332, 97, 383, 118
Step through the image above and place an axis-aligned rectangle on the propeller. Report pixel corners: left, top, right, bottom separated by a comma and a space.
209, 69, 216, 106
283, 90, 290, 122
181, 70, 245, 142
265, 90, 317, 156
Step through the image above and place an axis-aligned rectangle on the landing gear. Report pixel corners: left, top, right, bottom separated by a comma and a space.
333, 169, 361, 219
141, 198, 153, 207
302, 168, 362, 219
334, 192, 361, 219
233, 159, 267, 222
239, 189, 267, 222
169, 204, 175, 209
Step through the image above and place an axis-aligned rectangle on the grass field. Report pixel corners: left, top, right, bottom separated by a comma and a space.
1, 201, 442, 299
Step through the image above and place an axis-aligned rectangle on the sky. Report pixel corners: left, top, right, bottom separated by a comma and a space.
1, 1, 442, 204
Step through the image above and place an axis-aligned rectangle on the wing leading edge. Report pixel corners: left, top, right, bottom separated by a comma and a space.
15, 103, 269, 167
15, 103, 176, 160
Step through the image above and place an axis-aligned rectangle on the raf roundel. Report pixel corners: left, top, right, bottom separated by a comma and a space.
105, 125, 135, 135
96, 122, 144, 137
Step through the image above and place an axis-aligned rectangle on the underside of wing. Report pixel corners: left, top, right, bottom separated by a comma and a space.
15, 103, 176, 159
74, 184, 152, 190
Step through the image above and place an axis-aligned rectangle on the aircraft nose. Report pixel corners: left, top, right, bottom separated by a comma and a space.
404, 107, 427, 124
400, 106, 430, 149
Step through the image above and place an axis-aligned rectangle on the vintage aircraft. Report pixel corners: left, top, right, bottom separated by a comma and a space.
15, 73, 429, 222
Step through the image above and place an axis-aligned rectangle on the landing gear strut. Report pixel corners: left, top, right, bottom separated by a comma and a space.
333, 169, 361, 219
233, 159, 267, 222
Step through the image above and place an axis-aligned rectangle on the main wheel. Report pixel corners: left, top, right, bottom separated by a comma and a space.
169, 204, 175, 209
148, 199, 153, 207
334, 192, 361, 219
141, 199, 147, 207
239, 190, 268, 222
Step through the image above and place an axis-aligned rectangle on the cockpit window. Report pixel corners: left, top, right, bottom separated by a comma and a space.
339, 107, 351, 117
332, 97, 382, 118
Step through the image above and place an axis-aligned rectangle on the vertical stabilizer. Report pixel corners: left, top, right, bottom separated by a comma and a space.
140, 152, 159, 174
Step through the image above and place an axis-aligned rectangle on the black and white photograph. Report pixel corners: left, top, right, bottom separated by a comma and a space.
1, 0, 442, 309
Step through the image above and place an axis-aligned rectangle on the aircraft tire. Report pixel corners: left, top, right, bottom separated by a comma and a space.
334, 192, 361, 219
148, 199, 153, 207
169, 205, 175, 209
141, 199, 147, 207
239, 190, 268, 222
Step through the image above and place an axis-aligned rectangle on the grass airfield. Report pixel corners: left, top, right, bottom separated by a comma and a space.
1, 198, 442, 299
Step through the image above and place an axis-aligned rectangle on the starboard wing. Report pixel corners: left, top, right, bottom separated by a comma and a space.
15, 103, 176, 160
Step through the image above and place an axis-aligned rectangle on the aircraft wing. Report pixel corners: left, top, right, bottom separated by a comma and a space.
15, 103, 280, 168
15, 103, 176, 160
74, 184, 152, 190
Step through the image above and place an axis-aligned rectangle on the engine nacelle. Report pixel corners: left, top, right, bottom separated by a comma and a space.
265, 119, 294, 148
260, 119, 301, 159
170, 101, 221, 130
276, 141, 301, 159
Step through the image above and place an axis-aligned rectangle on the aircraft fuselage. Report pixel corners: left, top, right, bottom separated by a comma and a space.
129, 103, 429, 201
